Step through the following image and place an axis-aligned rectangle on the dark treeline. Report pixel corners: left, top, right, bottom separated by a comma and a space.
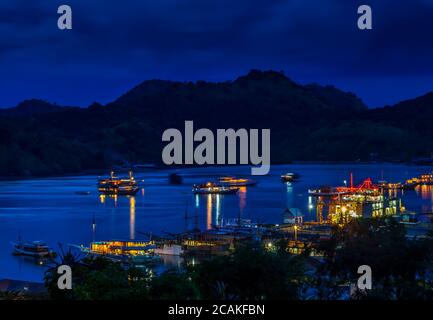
29, 218, 433, 301
1, 70, 433, 176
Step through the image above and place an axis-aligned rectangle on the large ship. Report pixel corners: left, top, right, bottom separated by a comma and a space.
312, 176, 404, 224
74, 240, 157, 263
192, 182, 239, 195
98, 171, 139, 195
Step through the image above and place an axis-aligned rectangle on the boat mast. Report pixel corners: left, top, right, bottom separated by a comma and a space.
92, 213, 96, 242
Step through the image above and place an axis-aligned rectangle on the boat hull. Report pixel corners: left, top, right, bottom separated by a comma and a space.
98, 187, 139, 195
193, 188, 239, 195
12, 244, 56, 258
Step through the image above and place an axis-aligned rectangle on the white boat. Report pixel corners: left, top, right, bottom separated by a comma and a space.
154, 244, 184, 256
12, 240, 56, 258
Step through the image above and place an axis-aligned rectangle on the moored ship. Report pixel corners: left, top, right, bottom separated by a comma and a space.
308, 186, 350, 197
218, 176, 257, 187
98, 171, 139, 195
377, 181, 404, 190
74, 239, 157, 263
12, 240, 56, 258
281, 172, 300, 182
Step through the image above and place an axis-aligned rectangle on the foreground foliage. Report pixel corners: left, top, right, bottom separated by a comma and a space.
42, 218, 433, 300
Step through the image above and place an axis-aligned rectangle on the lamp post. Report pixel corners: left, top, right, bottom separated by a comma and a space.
294, 225, 298, 242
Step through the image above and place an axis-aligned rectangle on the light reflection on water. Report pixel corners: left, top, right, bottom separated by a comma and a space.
416, 185, 433, 212
1, 163, 433, 281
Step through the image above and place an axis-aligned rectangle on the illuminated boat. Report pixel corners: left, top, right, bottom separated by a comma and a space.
402, 174, 433, 190
181, 239, 231, 256
418, 173, 433, 185
76, 240, 157, 262
98, 171, 139, 195
218, 176, 257, 187
12, 240, 56, 258
192, 182, 239, 195
281, 173, 300, 182
377, 181, 403, 190
399, 212, 420, 225
98, 185, 139, 195
403, 179, 418, 190
308, 186, 350, 197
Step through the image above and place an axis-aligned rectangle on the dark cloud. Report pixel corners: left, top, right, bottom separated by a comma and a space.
0, 0, 432, 107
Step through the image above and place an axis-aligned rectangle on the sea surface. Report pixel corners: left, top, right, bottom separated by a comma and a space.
1, 163, 433, 282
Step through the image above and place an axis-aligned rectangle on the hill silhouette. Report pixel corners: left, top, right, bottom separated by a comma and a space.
0, 70, 431, 176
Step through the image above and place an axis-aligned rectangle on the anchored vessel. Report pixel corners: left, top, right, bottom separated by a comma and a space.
377, 181, 404, 190
192, 182, 239, 195
218, 176, 257, 187
281, 172, 300, 182
75, 240, 157, 263
12, 240, 56, 258
313, 177, 404, 224
98, 170, 139, 195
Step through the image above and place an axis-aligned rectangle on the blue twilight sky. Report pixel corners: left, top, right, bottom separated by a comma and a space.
1, 0, 433, 108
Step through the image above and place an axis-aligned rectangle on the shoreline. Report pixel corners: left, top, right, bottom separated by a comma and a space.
0, 161, 426, 181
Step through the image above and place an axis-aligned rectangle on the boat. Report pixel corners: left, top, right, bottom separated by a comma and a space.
154, 243, 184, 256
308, 186, 350, 197
399, 212, 420, 225
99, 185, 139, 195
403, 179, 418, 190
192, 182, 239, 195
281, 173, 300, 182
377, 181, 404, 190
12, 240, 56, 258
74, 240, 157, 263
98, 171, 139, 195
218, 176, 257, 187
418, 173, 433, 185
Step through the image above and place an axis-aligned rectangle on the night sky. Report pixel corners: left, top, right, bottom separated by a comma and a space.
1, 0, 433, 108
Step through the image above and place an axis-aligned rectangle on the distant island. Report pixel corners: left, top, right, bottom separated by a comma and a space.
1, 69, 433, 177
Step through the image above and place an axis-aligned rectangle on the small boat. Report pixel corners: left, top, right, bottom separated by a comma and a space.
281, 173, 300, 182
218, 176, 257, 187
192, 182, 239, 195
12, 240, 56, 258
399, 212, 420, 225
403, 181, 418, 190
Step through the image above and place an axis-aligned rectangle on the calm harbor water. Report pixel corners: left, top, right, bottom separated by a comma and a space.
1, 163, 433, 282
